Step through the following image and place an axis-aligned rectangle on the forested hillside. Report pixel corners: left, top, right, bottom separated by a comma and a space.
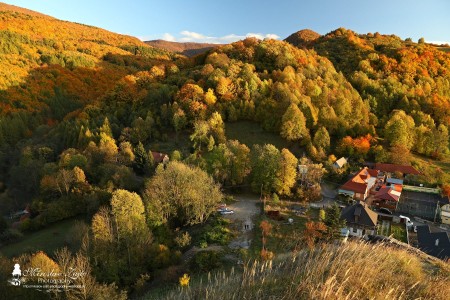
0, 2, 175, 112
145, 40, 219, 57
287, 28, 450, 159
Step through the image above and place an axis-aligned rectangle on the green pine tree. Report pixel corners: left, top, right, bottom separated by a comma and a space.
324, 204, 346, 240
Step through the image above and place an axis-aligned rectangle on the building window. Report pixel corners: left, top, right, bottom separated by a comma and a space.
353, 228, 357, 233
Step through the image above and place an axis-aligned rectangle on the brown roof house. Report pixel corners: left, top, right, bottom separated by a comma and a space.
341, 201, 378, 238
151, 152, 169, 164
339, 167, 379, 201
373, 163, 420, 176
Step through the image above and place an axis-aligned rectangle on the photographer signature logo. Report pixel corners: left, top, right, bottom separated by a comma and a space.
10, 263, 22, 286
7, 263, 87, 292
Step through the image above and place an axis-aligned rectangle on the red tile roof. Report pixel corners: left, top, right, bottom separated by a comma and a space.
375, 186, 401, 202
341, 180, 368, 194
374, 163, 420, 175
340, 167, 378, 194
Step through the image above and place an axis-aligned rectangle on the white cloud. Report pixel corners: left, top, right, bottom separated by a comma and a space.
162, 33, 176, 42
428, 40, 450, 45
157, 31, 280, 44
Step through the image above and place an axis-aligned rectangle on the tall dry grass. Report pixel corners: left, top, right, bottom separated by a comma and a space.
153, 241, 450, 300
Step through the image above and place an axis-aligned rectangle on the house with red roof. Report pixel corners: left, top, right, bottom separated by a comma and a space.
373, 163, 420, 176
373, 184, 403, 210
338, 167, 379, 201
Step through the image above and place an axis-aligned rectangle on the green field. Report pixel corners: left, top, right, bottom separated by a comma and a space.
411, 153, 450, 185
226, 121, 302, 154
0, 218, 79, 258
226, 121, 287, 149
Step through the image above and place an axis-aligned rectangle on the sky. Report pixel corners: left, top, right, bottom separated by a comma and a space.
4, 0, 450, 44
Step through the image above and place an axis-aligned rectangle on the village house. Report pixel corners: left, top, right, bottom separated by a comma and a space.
338, 167, 379, 201
417, 225, 450, 260
441, 204, 450, 225
151, 151, 169, 164
372, 163, 420, 177
372, 184, 403, 211
340, 201, 378, 237
333, 157, 347, 169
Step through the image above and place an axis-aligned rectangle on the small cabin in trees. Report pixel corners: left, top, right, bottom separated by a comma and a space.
333, 157, 347, 169
340, 201, 378, 238
151, 152, 169, 165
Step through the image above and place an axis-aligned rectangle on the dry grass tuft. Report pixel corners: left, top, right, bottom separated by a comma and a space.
152, 241, 450, 300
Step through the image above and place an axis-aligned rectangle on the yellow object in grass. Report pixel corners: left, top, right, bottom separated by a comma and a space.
179, 273, 190, 287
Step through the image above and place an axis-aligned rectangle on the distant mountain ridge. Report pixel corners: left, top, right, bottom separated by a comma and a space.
145, 39, 221, 57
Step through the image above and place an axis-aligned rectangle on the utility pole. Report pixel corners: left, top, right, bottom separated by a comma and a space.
260, 184, 264, 214
434, 201, 440, 223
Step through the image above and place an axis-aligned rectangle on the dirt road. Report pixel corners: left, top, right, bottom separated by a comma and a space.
223, 194, 261, 249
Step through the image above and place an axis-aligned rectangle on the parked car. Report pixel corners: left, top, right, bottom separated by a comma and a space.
220, 208, 234, 215
379, 208, 392, 215
217, 204, 228, 212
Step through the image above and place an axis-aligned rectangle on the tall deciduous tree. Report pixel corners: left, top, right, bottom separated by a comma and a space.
280, 103, 309, 141
110, 189, 149, 243
190, 120, 210, 151
251, 144, 281, 194
276, 149, 298, 196
207, 112, 226, 144
313, 126, 330, 151
384, 110, 415, 150
143, 161, 223, 227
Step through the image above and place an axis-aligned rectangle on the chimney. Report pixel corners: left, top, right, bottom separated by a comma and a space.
435, 239, 439, 246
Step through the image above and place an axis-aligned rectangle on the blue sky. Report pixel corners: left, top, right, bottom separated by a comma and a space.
4, 0, 450, 44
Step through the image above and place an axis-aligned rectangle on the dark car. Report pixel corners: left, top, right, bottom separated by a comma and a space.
379, 207, 392, 215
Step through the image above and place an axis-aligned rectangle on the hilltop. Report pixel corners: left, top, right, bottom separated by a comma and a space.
284, 29, 321, 47
145, 39, 220, 57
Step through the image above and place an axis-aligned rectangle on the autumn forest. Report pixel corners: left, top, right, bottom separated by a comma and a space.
0, 3, 449, 299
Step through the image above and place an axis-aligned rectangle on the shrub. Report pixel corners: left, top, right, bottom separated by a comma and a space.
260, 248, 274, 261
174, 231, 192, 250
272, 193, 279, 203
191, 251, 223, 272
319, 209, 326, 221
0, 228, 23, 244
201, 217, 232, 246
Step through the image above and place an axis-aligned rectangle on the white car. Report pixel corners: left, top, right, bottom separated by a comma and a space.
220, 208, 234, 215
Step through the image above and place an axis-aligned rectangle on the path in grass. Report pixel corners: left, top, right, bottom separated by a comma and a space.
0, 218, 79, 258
